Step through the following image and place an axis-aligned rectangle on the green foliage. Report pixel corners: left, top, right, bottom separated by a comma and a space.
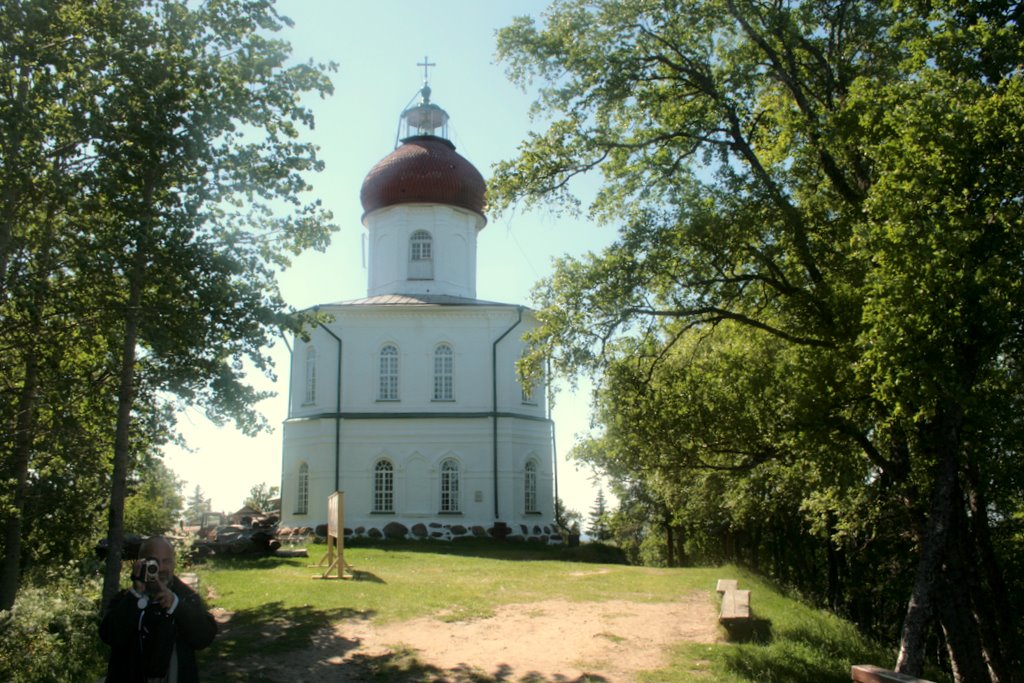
0, 571, 105, 683
185, 484, 212, 524
0, 0, 337, 609
123, 458, 184, 535
244, 482, 280, 515
587, 486, 612, 541
493, 1, 1024, 678
554, 496, 582, 533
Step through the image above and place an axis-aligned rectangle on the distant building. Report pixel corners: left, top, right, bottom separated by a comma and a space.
279, 75, 557, 542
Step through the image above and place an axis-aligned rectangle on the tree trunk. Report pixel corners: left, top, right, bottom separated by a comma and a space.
896, 410, 962, 677
826, 514, 841, 612
934, 499, 994, 683
966, 469, 1020, 682
665, 523, 675, 568
0, 348, 39, 611
0, 64, 29, 291
101, 245, 145, 606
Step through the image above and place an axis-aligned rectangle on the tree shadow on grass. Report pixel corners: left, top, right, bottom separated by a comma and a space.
344, 537, 629, 566
320, 651, 612, 682
200, 601, 374, 682
200, 600, 611, 683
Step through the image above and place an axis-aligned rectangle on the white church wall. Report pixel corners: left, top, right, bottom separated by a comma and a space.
289, 305, 546, 418
281, 410, 556, 538
280, 418, 337, 527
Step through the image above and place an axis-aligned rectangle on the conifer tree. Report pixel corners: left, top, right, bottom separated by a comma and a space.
587, 488, 610, 542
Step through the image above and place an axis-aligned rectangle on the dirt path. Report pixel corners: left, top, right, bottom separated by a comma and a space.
213, 592, 721, 682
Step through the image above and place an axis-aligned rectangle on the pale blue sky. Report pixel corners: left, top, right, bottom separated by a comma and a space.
164, 1, 617, 518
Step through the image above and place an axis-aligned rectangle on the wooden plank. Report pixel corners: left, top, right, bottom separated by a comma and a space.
719, 589, 751, 621
851, 664, 936, 683
716, 579, 738, 594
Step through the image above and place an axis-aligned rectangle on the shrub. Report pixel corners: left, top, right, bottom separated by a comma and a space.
0, 569, 106, 683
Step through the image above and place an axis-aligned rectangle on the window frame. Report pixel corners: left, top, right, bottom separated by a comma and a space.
409, 230, 433, 261
409, 230, 434, 280
373, 459, 394, 513
295, 462, 309, 515
433, 343, 454, 401
440, 458, 460, 513
524, 459, 538, 514
303, 345, 317, 405
378, 343, 399, 401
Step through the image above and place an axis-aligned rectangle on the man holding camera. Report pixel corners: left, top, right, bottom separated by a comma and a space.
100, 536, 218, 682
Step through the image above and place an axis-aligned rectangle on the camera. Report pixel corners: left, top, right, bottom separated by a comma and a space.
142, 557, 160, 584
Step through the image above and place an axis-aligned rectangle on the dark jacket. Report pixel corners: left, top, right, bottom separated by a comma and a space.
100, 575, 218, 683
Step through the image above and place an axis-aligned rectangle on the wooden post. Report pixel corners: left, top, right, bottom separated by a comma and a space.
312, 491, 353, 580
850, 665, 936, 683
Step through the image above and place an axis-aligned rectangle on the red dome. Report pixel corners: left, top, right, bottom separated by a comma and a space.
360, 136, 486, 218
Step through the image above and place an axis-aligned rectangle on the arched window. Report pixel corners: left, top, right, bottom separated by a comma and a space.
304, 345, 317, 404
433, 343, 454, 401
379, 344, 399, 400
296, 462, 309, 515
409, 230, 433, 279
374, 459, 394, 513
524, 459, 538, 513
440, 458, 459, 513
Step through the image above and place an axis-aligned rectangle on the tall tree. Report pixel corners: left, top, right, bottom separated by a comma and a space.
0, 0, 336, 610
554, 496, 583, 534
124, 458, 184, 536
84, 0, 334, 606
494, 1, 1023, 680
184, 485, 209, 524
587, 487, 611, 541
244, 482, 280, 514
0, 0, 133, 611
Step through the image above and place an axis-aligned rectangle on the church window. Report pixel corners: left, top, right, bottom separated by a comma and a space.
440, 458, 459, 513
304, 345, 317, 404
379, 344, 399, 400
296, 462, 309, 515
433, 343, 454, 400
524, 459, 538, 513
374, 459, 394, 513
410, 230, 432, 260
409, 230, 433, 279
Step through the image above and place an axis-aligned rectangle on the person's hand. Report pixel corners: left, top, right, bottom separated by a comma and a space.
148, 578, 175, 610
131, 559, 147, 595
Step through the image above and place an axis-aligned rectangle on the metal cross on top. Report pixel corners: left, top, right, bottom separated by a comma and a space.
417, 56, 436, 83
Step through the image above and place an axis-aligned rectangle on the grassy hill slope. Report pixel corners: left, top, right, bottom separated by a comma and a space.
195, 540, 913, 682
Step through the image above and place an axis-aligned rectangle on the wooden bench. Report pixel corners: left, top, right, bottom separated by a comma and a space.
851, 664, 936, 683
719, 588, 751, 622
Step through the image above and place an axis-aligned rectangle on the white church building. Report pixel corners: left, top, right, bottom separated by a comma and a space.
279, 80, 558, 542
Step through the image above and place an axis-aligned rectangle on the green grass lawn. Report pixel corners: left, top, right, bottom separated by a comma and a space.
193, 539, 908, 682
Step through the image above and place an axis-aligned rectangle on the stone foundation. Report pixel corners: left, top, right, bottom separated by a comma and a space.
329, 521, 562, 544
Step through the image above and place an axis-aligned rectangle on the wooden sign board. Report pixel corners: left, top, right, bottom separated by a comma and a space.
313, 491, 353, 580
